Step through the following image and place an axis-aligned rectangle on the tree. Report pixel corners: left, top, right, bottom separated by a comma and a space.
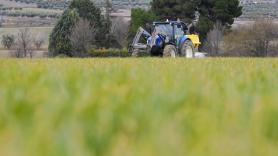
223, 19, 278, 57
14, 28, 34, 58
150, 0, 242, 40
48, 9, 79, 56
204, 21, 224, 56
248, 19, 278, 57
49, 0, 106, 56
128, 8, 157, 44
68, 0, 102, 24
70, 19, 95, 57
111, 17, 129, 48
33, 33, 45, 50
250, 19, 278, 56
1, 34, 15, 49
151, 0, 198, 22
101, 0, 113, 48
197, 0, 242, 40
69, 0, 108, 47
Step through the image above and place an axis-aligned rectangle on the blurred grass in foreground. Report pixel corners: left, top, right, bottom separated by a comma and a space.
0, 58, 278, 156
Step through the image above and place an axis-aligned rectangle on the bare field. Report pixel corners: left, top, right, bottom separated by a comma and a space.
0, 26, 53, 49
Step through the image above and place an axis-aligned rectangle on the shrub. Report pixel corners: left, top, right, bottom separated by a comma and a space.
1, 34, 15, 49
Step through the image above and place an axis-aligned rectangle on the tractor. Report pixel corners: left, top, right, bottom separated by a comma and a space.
129, 20, 201, 58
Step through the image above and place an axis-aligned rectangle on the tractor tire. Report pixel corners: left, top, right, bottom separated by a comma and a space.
163, 45, 176, 58
181, 40, 195, 58
150, 46, 163, 56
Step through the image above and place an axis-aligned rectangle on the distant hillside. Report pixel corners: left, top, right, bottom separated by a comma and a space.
241, 2, 278, 18
1, 0, 278, 19
97, 0, 150, 9
0, 0, 151, 9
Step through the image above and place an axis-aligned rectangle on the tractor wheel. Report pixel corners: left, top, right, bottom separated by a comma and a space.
163, 45, 176, 58
150, 46, 163, 56
181, 40, 195, 58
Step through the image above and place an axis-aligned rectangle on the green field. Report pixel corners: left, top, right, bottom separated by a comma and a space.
0, 58, 278, 156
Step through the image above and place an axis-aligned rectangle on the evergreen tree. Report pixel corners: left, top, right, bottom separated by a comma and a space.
151, 0, 198, 22
197, 0, 242, 39
150, 0, 242, 40
49, 9, 79, 56
128, 8, 157, 44
69, 0, 102, 24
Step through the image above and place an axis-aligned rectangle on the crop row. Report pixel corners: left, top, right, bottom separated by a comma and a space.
0, 58, 277, 156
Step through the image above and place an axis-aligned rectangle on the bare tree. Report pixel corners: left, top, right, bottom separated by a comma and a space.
111, 17, 129, 48
70, 19, 95, 57
14, 28, 34, 58
223, 18, 278, 57
13, 44, 23, 58
204, 21, 224, 56
249, 19, 278, 56
33, 33, 45, 50
223, 27, 251, 56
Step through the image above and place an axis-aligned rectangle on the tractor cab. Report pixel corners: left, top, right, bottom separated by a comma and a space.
150, 21, 188, 47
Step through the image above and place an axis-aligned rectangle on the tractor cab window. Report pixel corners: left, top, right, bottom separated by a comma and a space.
174, 25, 184, 36
154, 24, 172, 37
